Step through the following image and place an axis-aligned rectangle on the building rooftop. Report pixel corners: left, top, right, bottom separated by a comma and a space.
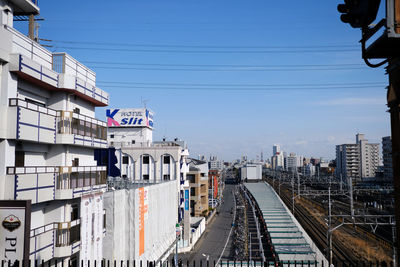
245, 182, 325, 264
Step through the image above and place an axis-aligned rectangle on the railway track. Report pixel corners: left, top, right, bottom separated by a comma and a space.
276, 184, 359, 264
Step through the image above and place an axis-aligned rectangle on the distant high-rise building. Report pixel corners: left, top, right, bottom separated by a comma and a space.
382, 136, 393, 181
285, 153, 303, 173
336, 134, 379, 181
271, 144, 285, 170
273, 144, 281, 156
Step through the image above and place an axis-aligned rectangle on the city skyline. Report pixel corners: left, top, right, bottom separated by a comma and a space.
13, 0, 390, 161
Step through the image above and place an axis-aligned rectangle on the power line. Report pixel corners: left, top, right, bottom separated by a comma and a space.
50, 39, 358, 49
96, 85, 384, 91
96, 81, 385, 87
89, 66, 365, 72
84, 61, 364, 68
84, 61, 369, 71
54, 46, 358, 54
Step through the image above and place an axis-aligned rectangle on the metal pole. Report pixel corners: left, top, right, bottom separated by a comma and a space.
297, 171, 300, 198
387, 57, 400, 265
278, 173, 281, 196
349, 176, 354, 220
292, 172, 295, 215
393, 225, 397, 267
328, 186, 333, 266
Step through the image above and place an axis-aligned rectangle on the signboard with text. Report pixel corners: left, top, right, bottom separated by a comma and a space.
106, 108, 154, 129
0, 201, 31, 264
184, 190, 189, 211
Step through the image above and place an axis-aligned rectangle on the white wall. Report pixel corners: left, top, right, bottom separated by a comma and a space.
103, 181, 178, 261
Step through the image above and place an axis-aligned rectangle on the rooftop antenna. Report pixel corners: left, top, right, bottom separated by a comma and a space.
141, 97, 149, 109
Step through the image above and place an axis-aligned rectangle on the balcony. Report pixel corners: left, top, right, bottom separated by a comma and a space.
56, 110, 107, 148
8, 98, 57, 143
54, 221, 81, 258
8, 98, 107, 148
55, 166, 107, 199
6, 165, 107, 203
11, 0, 40, 15
7, 27, 108, 107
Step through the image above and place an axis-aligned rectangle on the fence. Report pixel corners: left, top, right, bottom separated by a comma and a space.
0, 259, 395, 267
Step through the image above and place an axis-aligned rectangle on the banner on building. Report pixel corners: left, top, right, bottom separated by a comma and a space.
214, 177, 218, 199
138, 187, 148, 256
81, 194, 104, 267
106, 108, 154, 129
0, 200, 31, 264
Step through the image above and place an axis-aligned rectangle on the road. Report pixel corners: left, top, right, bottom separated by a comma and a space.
179, 184, 237, 264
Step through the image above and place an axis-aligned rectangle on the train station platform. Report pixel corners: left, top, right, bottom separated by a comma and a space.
244, 182, 328, 265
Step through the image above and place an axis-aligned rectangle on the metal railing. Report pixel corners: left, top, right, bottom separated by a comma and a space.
107, 178, 174, 190
57, 170, 107, 190
1, 259, 394, 267
55, 224, 81, 247
57, 111, 107, 140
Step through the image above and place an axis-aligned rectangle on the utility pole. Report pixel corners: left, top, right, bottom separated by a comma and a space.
28, 15, 35, 40
387, 57, 400, 264
328, 186, 333, 265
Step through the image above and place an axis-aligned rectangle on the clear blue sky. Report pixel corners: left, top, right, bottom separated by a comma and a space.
15, 0, 390, 161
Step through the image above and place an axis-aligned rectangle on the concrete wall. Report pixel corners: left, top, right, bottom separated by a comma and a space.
103, 180, 178, 261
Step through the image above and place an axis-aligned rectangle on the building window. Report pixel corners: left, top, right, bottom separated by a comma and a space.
143, 174, 149, 180
73, 108, 80, 114
71, 204, 79, 221
143, 155, 150, 164
163, 156, 170, 164
122, 156, 129, 164
15, 151, 25, 167
163, 175, 170, 180
72, 158, 79, 167
187, 174, 195, 183
103, 211, 106, 230
25, 98, 45, 107
190, 187, 195, 196
110, 134, 114, 139
132, 140, 135, 144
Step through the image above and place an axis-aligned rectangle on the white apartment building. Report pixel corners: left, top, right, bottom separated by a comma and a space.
285, 153, 303, 173
0, 1, 108, 264
241, 163, 262, 181
336, 134, 379, 181
271, 153, 284, 171
209, 156, 223, 170
382, 136, 393, 181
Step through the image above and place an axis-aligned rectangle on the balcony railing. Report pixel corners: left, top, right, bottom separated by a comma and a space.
57, 168, 107, 190
53, 53, 96, 86
57, 111, 107, 140
9, 98, 107, 141
56, 224, 80, 247
30, 219, 80, 239
7, 26, 52, 69
7, 166, 59, 175
9, 98, 57, 116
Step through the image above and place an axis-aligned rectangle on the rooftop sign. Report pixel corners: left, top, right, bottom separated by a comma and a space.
106, 108, 154, 128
